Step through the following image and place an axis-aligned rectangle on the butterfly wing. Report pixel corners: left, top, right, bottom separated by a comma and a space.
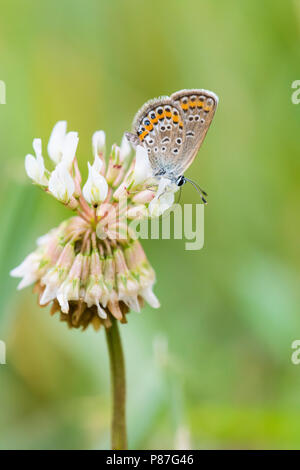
170, 89, 218, 174
128, 96, 187, 178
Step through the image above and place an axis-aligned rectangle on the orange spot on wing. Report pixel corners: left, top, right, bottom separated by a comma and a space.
139, 130, 148, 141
172, 114, 179, 123
181, 103, 188, 110
158, 111, 166, 120
189, 100, 196, 108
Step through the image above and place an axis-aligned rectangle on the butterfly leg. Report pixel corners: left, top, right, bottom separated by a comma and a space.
176, 186, 183, 204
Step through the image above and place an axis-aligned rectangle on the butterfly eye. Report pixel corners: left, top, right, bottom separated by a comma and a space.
176, 175, 186, 186
144, 119, 150, 126
157, 107, 163, 115
200, 118, 205, 124
172, 148, 179, 154
176, 138, 182, 145
166, 124, 172, 130
161, 146, 166, 152
182, 97, 188, 104
150, 112, 155, 119
188, 116, 194, 122
154, 147, 158, 153
160, 126, 166, 132
194, 115, 200, 121
147, 148, 151, 154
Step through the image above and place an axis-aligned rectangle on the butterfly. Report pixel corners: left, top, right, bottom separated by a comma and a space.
126, 88, 218, 203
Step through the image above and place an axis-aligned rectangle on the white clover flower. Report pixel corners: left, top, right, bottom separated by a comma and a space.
84, 250, 108, 319
132, 145, 153, 186
40, 243, 75, 305
123, 241, 160, 308
47, 121, 78, 168
47, 121, 67, 164
106, 144, 121, 184
148, 191, 175, 217
36, 231, 54, 246
10, 251, 45, 290
119, 134, 132, 162
25, 138, 48, 186
92, 154, 103, 173
57, 253, 84, 313
92, 130, 106, 158
140, 286, 160, 308
10, 227, 64, 290
82, 161, 108, 206
126, 204, 148, 219
61, 131, 79, 169
114, 248, 140, 312
148, 177, 177, 217
48, 161, 75, 203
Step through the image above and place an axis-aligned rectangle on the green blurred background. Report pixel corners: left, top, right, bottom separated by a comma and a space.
1, 0, 300, 450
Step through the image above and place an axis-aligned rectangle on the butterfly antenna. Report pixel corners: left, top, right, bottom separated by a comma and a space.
184, 177, 208, 204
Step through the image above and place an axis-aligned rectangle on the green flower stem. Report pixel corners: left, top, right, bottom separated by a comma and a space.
105, 317, 127, 450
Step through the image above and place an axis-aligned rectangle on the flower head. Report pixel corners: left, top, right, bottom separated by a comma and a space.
11, 121, 173, 330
